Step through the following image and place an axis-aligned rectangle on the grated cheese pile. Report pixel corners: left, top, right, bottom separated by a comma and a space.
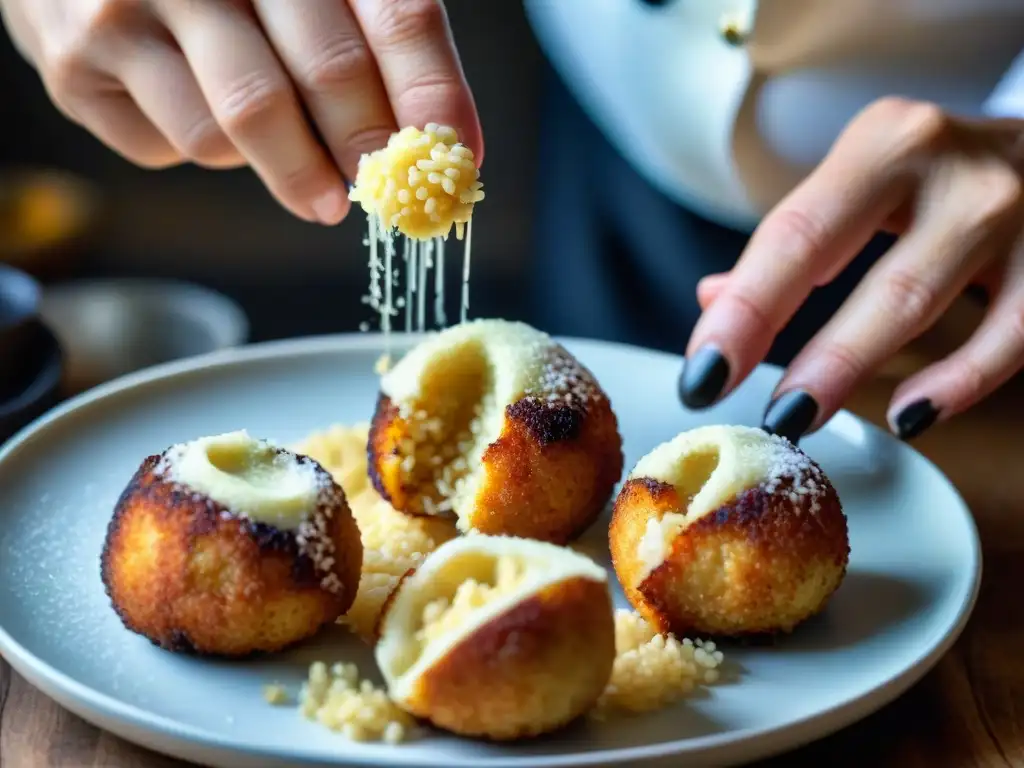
299, 661, 416, 744
592, 609, 724, 718
293, 423, 457, 641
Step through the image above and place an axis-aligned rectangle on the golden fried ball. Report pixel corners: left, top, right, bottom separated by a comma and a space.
368, 319, 623, 544
101, 431, 363, 657
375, 534, 616, 740
609, 425, 849, 638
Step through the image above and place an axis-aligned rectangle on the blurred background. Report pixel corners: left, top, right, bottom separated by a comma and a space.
0, 1, 543, 406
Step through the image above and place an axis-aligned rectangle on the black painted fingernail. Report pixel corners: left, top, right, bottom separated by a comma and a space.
893, 398, 939, 441
679, 346, 730, 409
762, 390, 818, 443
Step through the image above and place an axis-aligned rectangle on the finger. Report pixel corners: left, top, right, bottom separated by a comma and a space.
886, 250, 1024, 440
762, 157, 1022, 442
349, 0, 483, 162
679, 104, 913, 410
252, 0, 397, 181
156, 0, 348, 224
69, 88, 183, 168
117, 34, 244, 169
696, 273, 729, 310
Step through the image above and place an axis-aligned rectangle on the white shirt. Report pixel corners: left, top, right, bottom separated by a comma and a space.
524, 0, 1024, 233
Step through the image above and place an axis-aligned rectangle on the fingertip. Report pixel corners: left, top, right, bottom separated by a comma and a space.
311, 186, 351, 226
886, 397, 940, 441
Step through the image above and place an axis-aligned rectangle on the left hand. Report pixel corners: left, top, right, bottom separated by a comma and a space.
678, 96, 1024, 442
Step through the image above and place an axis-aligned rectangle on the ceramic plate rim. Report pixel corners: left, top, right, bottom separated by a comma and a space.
0, 332, 984, 767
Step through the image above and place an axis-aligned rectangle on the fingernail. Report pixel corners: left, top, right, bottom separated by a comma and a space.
762, 390, 818, 443
679, 346, 730, 409
892, 398, 939, 441
312, 188, 347, 225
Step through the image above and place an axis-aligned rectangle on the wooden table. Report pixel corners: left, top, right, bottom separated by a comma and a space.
2, 299, 1022, 767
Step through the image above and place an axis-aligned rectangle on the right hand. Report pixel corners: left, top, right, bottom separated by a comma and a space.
0, 0, 483, 225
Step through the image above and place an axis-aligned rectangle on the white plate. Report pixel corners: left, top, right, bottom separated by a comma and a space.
0, 333, 981, 768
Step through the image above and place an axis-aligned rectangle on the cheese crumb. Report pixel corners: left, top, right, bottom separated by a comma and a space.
263, 683, 290, 705
293, 423, 457, 641
592, 610, 724, 718
299, 661, 416, 743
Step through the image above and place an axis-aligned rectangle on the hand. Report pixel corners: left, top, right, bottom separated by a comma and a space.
0, 0, 482, 225
679, 97, 1024, 442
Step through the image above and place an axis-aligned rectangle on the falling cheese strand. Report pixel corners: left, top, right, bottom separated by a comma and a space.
349, 124, 484, 355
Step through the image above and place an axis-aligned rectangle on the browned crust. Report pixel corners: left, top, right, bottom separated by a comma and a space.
100, 450, 363, 657
610, 473, 850, 638
367, 388, 624, 544
403, 575, 615, 740
367, 392, 400, 507
505, 398, 583, 445
467, 395, 623, 544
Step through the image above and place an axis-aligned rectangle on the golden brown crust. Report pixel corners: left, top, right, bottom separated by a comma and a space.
368, 390, 624, 544
610, 473, 850, 638
469, 396, 622, 543
100, 453, 363, 657
402, 576, 615, 740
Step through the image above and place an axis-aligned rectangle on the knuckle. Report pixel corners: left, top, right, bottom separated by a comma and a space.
300, 36, 374, 92
42, 43, 90, 100
719, 289, 776, 335
757, 207, 828, 269
817, 340, 869, 385
393, 72, 465, 118
81, 0, 137, 36
972, 164, 1024, 227
340, 125, 395, 157
879, 269, 938, 328
863, 97, 948, 155
215, 72, 290, 135
178, 115, 232, 161
373, 0, 446, 48
953, 354, 988, 403
275, 162, 331, 201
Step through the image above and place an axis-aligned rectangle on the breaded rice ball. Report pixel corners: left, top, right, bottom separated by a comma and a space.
368, 319, 623, 544
375, 534, 615, 740
101, 430, 363, 656
609, 425, 849, 638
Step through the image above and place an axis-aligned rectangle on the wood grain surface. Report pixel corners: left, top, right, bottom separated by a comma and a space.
2, 299, 1022, 767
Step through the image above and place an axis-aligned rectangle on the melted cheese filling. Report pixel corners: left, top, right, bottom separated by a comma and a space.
161, 430, 320, 530
415, 556, 526, 646
378, 320, 593, 525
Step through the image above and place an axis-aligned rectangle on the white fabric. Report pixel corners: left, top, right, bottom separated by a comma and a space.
524, 0, 1024, 232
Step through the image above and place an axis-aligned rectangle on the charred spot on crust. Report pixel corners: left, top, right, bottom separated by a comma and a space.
506, 399, 583, 446
245, 521, 321, 586
165, 629, 198, 654
633, 477, 676, 500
